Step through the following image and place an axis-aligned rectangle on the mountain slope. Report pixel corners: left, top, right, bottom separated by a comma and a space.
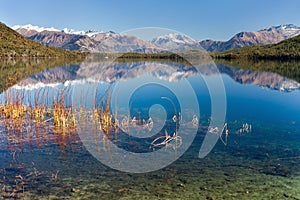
213, 34, 300, 59
28, 31, 96, 51
92, 32, 161, 53
0, 22, 85, 57
201, 24, 300, 52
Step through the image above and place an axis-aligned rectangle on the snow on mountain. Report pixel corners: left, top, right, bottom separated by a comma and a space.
12, 24, 60, 32
261, 24, 300, 39
152, 33, 203, 51
12, 24, 102, 37
85, 30, 102, 38
62, 28, 102, 37
152, 33, 198, 45
62, 28, 85, 35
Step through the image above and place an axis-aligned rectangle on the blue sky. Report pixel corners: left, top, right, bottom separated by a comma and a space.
1, 0, 300, 41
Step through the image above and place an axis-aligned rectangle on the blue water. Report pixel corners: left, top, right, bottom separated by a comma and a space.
0, 61, 299, 199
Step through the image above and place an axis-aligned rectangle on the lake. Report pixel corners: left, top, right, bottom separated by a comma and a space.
0, 57, 299, 199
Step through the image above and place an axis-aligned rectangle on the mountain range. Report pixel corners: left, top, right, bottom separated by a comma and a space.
200, 24, 300, 52
12, 24, 300, 53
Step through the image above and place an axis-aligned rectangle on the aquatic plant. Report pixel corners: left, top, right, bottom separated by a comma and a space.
150, 129, 182, 150
237, 122, 252, 135
192, 115, 198, 127
51, 90, 77, 133
208, 123, 229, 146
219, 123, 229, 146
0, 88, 78, 140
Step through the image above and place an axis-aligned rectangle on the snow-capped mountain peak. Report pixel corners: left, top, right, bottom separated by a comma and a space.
62, 28, 85, 35
85, 30, 102, 37
260, 24, 300, 38
151, 33, 203, 52
152, 33, 198, 45
61, 28, 102, 37
12, 24, 60, 32
12, 24, 102, 37
273, 24, 299, 30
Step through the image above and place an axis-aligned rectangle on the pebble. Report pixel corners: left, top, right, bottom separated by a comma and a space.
177, 183, 185, 188
71, 188, 80, 193
118, 188, 126, 193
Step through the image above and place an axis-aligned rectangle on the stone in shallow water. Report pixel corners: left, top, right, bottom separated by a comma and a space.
71, 188, 80, 193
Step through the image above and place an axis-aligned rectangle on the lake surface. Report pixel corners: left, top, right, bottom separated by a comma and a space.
0, 58, 299, 199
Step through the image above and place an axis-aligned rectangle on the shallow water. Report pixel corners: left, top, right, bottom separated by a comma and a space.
0, 59, 299, 199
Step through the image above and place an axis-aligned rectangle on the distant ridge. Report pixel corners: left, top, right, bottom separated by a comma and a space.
212, 34, 300, 59
200, 24, 300, 52
0, 22, 85, 58
12, 23, 300, 53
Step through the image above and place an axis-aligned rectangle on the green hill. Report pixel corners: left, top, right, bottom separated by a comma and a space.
0, 22, 86, 58
212, 34, 300, 60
